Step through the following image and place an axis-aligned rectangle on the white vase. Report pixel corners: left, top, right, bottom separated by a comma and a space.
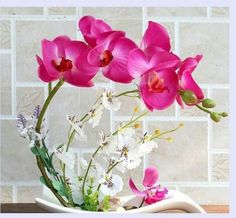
35, 187, 206, 213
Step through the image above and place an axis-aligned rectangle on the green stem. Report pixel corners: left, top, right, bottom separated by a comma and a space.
196, 104, 211, 114
34, 79, 69, 207
48, 82, 52, 94
112, 111, 148, 136
115, 89, 139, 98
36, 80, 64, 133
82, 146, 102, 197
139, 197, 145, 208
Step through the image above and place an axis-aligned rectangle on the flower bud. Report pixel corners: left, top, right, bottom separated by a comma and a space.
179, 123, 184, 128
221, 112, 228, 117
133, 106, 139, 113
202, 98, 216, 108
181, 90, 197, 105
154, 129, 161, 135
210, 112, 221, 122
166, 137, 173, 143
134, 123, 141, 129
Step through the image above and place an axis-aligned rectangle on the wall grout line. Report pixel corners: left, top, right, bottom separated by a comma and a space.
208, 88, 213, 184
43, 7, 48, 17
10, 20, 16, 116
207, 7, 212, 18
12, 185, 17, 203
212, 149, 229, 154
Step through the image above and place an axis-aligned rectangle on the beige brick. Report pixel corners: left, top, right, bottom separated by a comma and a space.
17, 186, 43, 203
147, 7, 207, 17
211, 7, 229, 17
48, 87, 80, 148
212, 153, 229, 182
16, 87, 44, 116
15, 21, 76, 82
179, 186, 229, 204
82, 7, 142, 20
0, 7, 43, 15
212, 89, 229, 149
180, 23, 229, 84
148, 121, 208, 181
82, 7, 142, 44
48, 7, 76, 15
1, 120, 41, 182
0, 54, 12, 115
0, 186, 13, 203
0, 20, 11, 49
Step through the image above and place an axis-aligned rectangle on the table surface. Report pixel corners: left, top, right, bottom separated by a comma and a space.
0, 204, 229, 213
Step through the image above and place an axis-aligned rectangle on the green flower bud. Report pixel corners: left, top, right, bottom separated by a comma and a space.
210, 112, 221, 122
221, 112, 228, 117
202, 98, 216, 108
182, 90, 197, 105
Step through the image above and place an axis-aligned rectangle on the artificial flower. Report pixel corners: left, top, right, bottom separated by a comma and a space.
99, 173, 123, 196
54, 144, 75, 169
129, 166, 168, 205
78, 16, 112, 47
66, 115, 87, 141
88, 31, 138, 83
176, 55, 204, 108
101, 89, 121, 111
88, 104, 104, 128
36, 35, 98, 87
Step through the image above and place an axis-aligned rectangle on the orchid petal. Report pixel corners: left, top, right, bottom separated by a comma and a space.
41, 39, 59, 77
127, 48, 149, 78
53, 35, 71, 58
36, 55, 58, 82
141, 21, 171, 51
129, 178, 146, 197
143, 166, 159, 187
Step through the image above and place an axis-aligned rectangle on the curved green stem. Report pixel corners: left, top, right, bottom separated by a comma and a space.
34, 79, 69, 207
195, 104, 211, 114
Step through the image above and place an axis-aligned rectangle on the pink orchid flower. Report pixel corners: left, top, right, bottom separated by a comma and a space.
36, 35, 98, 87
129, 166, 168, 205
128, 48, 179, 111
127, 21, 180, 111
78, 16, 112, 47
176, 55, 204, 108
87, 31, 138, 83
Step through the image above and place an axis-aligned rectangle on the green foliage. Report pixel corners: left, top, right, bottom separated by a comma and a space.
82, 191, 99, 211
101, 195, 111, 212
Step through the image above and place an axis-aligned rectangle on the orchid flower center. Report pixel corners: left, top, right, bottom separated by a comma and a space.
148, 72, 167, 93
99, 50, 113, 67
53, 57, 73, 72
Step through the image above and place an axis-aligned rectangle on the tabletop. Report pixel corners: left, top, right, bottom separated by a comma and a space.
0, 204, 229, 213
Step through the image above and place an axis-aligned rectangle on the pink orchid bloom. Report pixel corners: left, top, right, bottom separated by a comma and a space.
141, 21, 171, 52
129, 166, 168, 205
176, 55, 204, 108
128, 48, 179, 111
36, 35, 98, 87
78, 16, 112, 47
127, 20, 181, 111
87, 31, 138, 83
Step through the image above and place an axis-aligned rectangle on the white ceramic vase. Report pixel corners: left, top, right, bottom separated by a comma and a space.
35, 187, 206, 213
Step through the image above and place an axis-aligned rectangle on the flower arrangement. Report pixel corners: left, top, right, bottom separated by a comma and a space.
17, 16, 228, 212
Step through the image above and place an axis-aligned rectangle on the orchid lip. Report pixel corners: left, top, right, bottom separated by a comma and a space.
148, 71, 168, 93
52, 57, 73, 72
99, 50, 113, 67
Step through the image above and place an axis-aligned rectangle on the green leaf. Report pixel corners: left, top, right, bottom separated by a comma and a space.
31, 147, 40, 156
39, 176, 47, 187
52, 180, 61, 191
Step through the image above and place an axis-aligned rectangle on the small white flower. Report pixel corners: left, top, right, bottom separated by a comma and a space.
99, 173, 123, 197
88, 104, 104, 128
102, 90, 121, 111
54, 144, 75, 169
139, 140, 158, 156
66, 115, 87, 141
